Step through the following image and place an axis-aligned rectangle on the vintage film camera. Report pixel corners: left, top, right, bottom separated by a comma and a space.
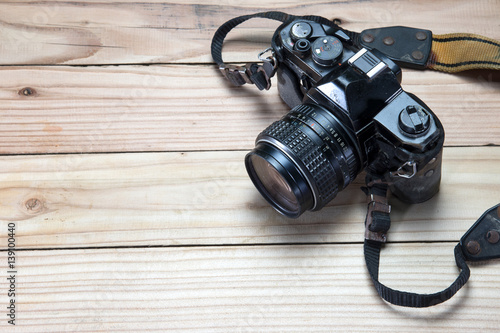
212, 11, 500, 308
244, 19, 444, 218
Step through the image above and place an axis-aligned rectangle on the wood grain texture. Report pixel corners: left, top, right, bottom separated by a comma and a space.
0, 147, 497, 249
0, 0, 498, 65
0, 1, 499, 331
1, 244, 500, 332
0, 65, 498, 154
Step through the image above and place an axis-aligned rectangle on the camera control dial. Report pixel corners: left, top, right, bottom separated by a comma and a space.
290, 22, 313, 41
312, 36, 343, 66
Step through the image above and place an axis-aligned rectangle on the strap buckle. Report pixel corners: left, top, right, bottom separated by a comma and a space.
219, 64, 253, 86
365, 193, 391, 243
219, 62, 274, 90
219, 48, 278, 90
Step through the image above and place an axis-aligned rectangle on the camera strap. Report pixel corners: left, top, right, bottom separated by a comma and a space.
363, 183, 471, 307
364, 182, 500, 307
211, 11, 500, 90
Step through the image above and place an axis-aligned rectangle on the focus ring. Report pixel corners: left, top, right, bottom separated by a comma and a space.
295, 104, 359, 184
262, 118, 339, 206
345, 153, 358, 182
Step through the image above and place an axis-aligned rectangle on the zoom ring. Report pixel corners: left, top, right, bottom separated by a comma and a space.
262, 119, 339, 206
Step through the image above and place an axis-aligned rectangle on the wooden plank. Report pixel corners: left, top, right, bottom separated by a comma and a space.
0, 0, 498, 65
1, 244, 499, 331
0, 147, 497, 249
0, 65, 498, 154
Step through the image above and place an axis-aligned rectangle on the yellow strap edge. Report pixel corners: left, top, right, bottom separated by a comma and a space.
427, 33, 500, 73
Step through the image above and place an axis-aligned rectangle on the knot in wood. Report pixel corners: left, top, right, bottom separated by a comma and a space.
25, 198, 43, 213
19, 87, 37, 97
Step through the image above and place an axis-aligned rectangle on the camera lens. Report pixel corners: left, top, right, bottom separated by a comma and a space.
245, 103, 361, 218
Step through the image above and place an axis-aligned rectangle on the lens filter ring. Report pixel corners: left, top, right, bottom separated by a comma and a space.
245, 144, 313, 218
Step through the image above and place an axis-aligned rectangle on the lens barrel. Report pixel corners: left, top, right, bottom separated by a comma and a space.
245, 103, 361, 218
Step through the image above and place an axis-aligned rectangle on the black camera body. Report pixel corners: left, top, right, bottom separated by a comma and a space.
245, 19, 444, 218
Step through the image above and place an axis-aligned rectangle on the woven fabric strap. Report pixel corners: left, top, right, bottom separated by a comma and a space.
427, 33, 500, 72
363, 184, 471, 307
364, 240, 470, 307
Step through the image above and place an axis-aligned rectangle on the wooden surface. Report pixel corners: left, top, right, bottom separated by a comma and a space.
0, 0, 499, 331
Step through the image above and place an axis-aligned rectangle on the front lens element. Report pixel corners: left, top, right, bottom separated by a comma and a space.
249, 155, 300, 213
245, 145, 313, 217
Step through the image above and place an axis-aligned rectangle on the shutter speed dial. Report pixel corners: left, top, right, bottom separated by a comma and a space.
312, 36, 343, 66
